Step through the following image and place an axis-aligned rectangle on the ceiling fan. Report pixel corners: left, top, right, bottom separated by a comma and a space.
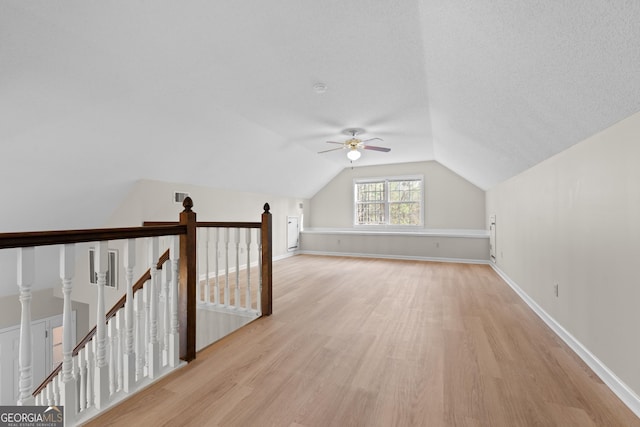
318, 128, 390, 161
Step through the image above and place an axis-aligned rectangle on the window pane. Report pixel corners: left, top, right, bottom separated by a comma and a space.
389, 202, 420, 225
356, 182, 384, 202
53, 343, 63, 368
356, 203, 385, 225
52, 325, 63, 344
389, 180, 421, 203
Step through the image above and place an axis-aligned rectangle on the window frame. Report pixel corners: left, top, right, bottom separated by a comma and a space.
89, 247, 119, 289
353, 175, 424, 228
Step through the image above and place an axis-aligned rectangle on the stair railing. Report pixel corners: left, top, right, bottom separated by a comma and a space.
144, 203, 274, 320
0, 197, 272, 425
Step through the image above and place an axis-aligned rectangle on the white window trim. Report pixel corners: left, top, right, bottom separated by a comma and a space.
353, 175, 424, 228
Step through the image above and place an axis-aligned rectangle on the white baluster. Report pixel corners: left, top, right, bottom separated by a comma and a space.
116, 309, 126, 390
94, 241, 109, 409
204, 228, 210, 304
123, 239, 135, 392
117, 311, 124, 391
144, 272, 150, 375
108, 319, 115, 394
196, 229, 202, 304
17, 247, 34, 405
162, 261, 171, 364
213, 228, 219, 305
46, 383, 53, 406
169, 236, 180, 368
258, 230, 263, 316
52, 378, 58, 405
53, 376, 60, 405
55, 379, 60, 405
235, 228, 240, 309
73, 359, 78, 406
59, 244, 77, 418
246, 228, 252, 311
85, 340, 94, 408
134, 289, 144, 381
224, 228, 230, 307
147, 237, 160, 378
79, 347, 86, 412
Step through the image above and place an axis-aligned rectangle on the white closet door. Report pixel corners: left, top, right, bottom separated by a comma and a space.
0, 321, 46, 405
287, 216, 299, 251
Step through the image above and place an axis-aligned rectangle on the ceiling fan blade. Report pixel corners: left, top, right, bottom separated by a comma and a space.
318, 147, 345, 154
360, 137, 383, 144
363, 145, 391, 152
325, 141, 345, 145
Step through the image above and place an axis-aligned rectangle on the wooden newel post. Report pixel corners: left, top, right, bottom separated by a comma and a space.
261, 203, 273, 316
179, 197, 197, 362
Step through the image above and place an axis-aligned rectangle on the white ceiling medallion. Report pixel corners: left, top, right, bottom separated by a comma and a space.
313, 82, 327, 94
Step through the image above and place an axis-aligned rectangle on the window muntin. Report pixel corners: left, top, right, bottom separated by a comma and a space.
354, 176, 423, 226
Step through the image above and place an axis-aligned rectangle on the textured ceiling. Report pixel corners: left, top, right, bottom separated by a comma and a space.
1, 0, 639, 230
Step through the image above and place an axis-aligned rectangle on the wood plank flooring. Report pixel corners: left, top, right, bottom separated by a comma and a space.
86, 255, 640, 426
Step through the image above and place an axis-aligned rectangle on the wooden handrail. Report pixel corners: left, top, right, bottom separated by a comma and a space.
33, 249, 171, 396
0, 225, 186, 250
197, 222, 261, 228
143, 221, 261, 229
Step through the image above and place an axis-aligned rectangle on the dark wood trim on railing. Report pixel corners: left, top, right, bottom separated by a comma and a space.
143, 221, 261, 229
196, 221, 261, 229
33, 250, 171, 396
0, 225, 186, 250
261, 203, 273, 316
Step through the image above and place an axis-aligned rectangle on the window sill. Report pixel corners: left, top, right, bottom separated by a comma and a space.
301, 228, 489, 239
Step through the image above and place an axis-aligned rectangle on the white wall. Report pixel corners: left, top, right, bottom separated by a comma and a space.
0, 246, 60, 298
486, 111, 640, 395
309, 161, 486, 229
57, 179, 308, 322
0, 288, 89, 337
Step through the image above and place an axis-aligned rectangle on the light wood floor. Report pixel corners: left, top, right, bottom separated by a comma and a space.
86, 255, 640, 426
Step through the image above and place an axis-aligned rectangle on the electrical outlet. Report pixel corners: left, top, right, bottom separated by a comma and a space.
554, 283, 559, 297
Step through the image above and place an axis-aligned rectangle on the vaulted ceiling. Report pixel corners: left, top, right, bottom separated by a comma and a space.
2, 1, 639, 231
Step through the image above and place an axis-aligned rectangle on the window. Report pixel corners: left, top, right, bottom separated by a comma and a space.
89, 248, 118, 288
354, 176, 423, 226
51, 325, 63, 370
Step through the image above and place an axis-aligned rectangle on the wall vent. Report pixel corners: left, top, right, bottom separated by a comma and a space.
173, 191, 190, 204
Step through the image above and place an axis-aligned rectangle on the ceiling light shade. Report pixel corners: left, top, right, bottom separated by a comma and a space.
347, 149, 361, 161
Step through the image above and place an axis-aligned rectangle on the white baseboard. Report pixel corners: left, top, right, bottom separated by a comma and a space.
298, 250, 489, 265
491, 263, 640, 418
274, 252, 297, 262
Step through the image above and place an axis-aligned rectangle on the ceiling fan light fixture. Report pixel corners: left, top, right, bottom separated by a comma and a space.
347, 149, 361, 161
